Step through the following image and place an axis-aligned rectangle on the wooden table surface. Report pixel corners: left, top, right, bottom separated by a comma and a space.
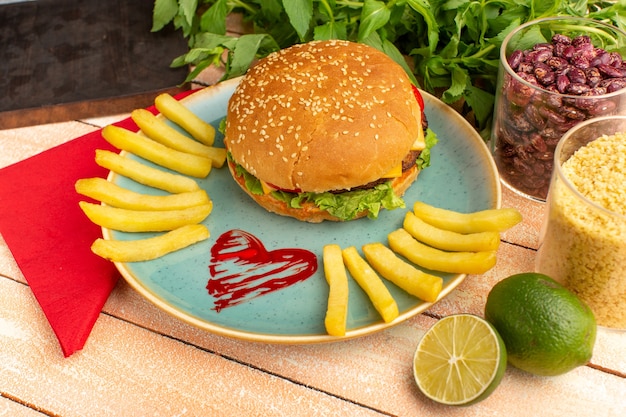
1, 97, 625, 416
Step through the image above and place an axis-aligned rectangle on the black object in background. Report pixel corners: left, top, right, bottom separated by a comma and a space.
0, 0, 190, 128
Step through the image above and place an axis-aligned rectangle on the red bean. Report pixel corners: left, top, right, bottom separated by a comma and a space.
495, 32, 626, 199
508, 50, 524, 69
598, 63, 624, 78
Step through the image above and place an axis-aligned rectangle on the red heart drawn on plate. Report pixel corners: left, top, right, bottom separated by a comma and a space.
207, 229, 318, 312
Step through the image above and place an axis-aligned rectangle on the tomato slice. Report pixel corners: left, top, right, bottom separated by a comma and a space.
411, 84, 425, 110
266, 181, 302, 194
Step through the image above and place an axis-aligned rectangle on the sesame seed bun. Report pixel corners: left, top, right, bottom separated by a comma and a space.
224, 40, 424, 222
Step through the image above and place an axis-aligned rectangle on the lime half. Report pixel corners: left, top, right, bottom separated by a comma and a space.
413, 314, 507, 406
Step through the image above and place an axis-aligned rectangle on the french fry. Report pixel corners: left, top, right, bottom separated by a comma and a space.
131, 108, 226, 167
154, 93, 216, 146
102, 125, 212, 178
362, 243, 443, 303
388, 229, 497, 275
75, 177, 210, 211
412, 201, 522, 234
403, 212, 500, 252
95, 150, 199, 193
200, 146, 227, 169
322, 244, 350, 336
342, 246, 398, 323
91, 225, 210, 262
79, 201, 212, 232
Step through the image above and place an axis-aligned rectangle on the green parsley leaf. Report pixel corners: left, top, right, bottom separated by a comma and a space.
179, 0, 199, 28
358, 0, 391, 43
227, 34, 280, 78
283, 0, 314, 41
200, 0, 229, 34
151, 0, 178, 32
154, 0, 626, 134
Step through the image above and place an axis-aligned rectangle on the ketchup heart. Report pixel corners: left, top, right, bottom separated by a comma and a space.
207, 229, 318, 312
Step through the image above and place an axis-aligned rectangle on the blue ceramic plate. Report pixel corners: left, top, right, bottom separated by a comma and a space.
104, 77, 501, 343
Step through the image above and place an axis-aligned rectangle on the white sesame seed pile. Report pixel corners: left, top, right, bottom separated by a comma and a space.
561, 133, 626, 216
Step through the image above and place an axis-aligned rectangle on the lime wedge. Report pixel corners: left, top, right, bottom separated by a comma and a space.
413, 314, 507, 406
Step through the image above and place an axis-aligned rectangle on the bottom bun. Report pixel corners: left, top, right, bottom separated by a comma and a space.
227, 161, 420, 223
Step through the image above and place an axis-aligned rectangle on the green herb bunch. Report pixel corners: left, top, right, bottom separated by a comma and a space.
152, 0, 626, 139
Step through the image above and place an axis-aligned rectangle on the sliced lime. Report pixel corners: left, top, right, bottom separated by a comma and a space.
413, 314, 507, 406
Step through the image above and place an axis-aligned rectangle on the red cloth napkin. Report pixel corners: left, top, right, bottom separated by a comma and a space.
0, 89, 198, 357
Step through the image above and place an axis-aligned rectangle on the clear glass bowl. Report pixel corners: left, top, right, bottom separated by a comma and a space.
491, 16, 626, 201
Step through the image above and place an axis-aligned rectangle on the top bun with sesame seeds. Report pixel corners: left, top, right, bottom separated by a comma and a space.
224, 40, 436, 222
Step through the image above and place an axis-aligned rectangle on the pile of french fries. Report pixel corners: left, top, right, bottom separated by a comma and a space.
323, 202, 522, 336
76, 93, 227, 263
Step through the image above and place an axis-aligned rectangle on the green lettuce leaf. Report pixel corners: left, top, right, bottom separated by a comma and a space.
226, 130, 437, 221
234, 163, 264, 195
416, 128, 438, 170
273, 182, 405, 221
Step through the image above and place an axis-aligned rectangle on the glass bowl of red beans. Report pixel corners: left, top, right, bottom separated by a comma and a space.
491, 16, 626, 201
